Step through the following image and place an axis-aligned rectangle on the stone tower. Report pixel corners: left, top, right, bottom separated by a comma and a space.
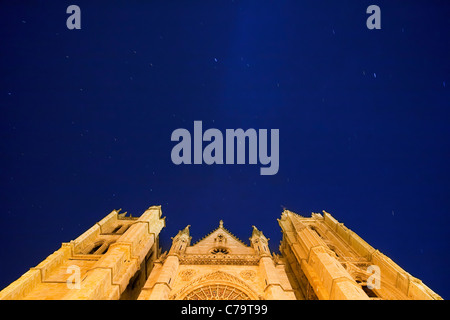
0, 206, 165, 300
278, 209, 442, 300
0, 205, 442, 300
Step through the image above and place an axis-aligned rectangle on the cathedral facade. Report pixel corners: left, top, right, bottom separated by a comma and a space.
0, 206, 442, 300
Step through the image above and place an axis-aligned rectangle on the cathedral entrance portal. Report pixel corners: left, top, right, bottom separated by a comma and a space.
183, 284, 251, 300
171, 271, 260, 300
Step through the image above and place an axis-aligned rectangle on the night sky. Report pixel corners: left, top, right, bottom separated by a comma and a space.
0, 1, 449, 299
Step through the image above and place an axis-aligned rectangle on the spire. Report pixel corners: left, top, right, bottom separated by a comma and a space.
251, 225, 269, 241
250, 225, 270, 255
251, 225, 263, 238
219, 220, 224, 228
169, 224, 191, 255
171, 224, 191, 242
180, 224, 190, 236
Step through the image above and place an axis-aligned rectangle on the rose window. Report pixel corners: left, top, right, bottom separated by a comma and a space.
183, 285, 251, 300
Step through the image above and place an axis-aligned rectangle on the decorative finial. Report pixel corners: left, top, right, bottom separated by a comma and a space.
178, 224, 190, 236
251, 225, 264, 238
219, 220, 223, 228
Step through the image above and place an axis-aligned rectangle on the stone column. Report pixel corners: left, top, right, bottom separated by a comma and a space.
145, 255, 180, 300
251, 225, 296, 300
139, 224, 190, 300
258, 255, 296, 299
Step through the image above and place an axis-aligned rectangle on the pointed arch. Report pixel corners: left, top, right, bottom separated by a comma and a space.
170, 271, 260, 300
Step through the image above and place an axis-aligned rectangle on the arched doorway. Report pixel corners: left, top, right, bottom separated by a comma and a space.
170, 271, 260, 300
183, 284, 251, 300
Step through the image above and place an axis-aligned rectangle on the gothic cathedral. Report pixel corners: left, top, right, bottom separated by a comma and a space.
0, 206, 442, 300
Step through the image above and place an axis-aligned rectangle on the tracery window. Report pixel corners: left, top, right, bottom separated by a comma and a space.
211, 248, 229, 254
183, 285, 251, 300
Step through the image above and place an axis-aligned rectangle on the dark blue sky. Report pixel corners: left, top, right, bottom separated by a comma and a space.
0, 1, 449, 299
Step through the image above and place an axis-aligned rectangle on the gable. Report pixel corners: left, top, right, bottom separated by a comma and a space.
186, 223, 255, 255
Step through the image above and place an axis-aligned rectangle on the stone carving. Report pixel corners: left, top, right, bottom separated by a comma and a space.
179, 254, 260, 265
179, 269, 196, 281
169, 271, 259, 300
240, 270, 256, 281
214, 233, 227, 245
183, 284, 251, 300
